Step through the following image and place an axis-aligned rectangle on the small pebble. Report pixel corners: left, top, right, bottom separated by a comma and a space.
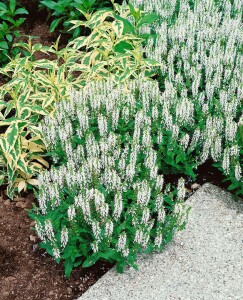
191, 183, 201, 190
2, 291, 9, 297
16, 201, 27, 209
49, 291, 54, 296
67, 287, 72, 293
30, 235, 36, 242
30, 221, 36, 227
4, 199, 11, 206
6, 276, 16, 281
14, 197, 25, 202
33, 244, 38, 252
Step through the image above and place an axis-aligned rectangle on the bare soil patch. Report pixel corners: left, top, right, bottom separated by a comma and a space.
0, 193, 113, 300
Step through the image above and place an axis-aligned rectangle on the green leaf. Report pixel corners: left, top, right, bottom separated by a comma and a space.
114, 15, 135, 34
15, 18, 26, 27
6, 122, 19, 148
7, 184, 15, 200
99, 249, 117, 260
116, 260, 126, 273
0, 3, 7, 11
14, 8, 29, 15
25, 105, 48, 116
40, 0, 57, 10
114, 41, 133, 54
50, 17, 63, 32
228, 182, 238, 191
0, 41, 9, 50
6, 34, 13, 42
137, 13, 159, 28
144, 58, 160, 66
64, 257, 73, 278
17, 157, 31, 175
82, 253, 99, 268
9, 0, 16, 13
73, 27, 80, 38
73, 259, 82, 268
128, 3, 140, 21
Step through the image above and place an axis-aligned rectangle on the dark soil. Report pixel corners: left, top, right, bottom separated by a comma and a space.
164, 160, 231, 196
18, 1, 70, 60
0, 193, 113, 300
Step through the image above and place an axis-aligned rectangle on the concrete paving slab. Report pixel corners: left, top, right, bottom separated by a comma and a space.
78, 183, 243, 300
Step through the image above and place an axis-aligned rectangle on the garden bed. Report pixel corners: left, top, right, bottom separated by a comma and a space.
0, 0, 242, 299
0, 160, 231, 300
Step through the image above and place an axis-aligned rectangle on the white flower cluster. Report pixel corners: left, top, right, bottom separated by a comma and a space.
38, 78, 186, 257
131, 0, 242, 182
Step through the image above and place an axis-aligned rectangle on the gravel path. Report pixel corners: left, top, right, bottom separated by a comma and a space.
78, 183, 243, 300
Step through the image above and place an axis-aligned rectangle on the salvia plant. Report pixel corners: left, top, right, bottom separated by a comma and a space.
29, 78, 189, 277
131, 0, 243, 195
0, 3, 157, 198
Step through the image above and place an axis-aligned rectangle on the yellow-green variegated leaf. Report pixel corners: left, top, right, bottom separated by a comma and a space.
42, 95, 55, 109
0, 100, 6, 110
6, 122, 19, 150
6, 164, 17, 184
87, 10, 114, 29
69, 20, 87, 31
18, 90, 31, 106
33, 59, 57, 70
57, 64, 66, 82
4, 100, 15, 118
27, 178, 39, 186
28, 141, 45, 153
24, 105, 48, 116
28, 125, 43, 137
88, 62, 107, 79
68, 36, 87, 50
82, 50, 102, 67
0, 136, 8, 153
118, 68, 135, 82
112, 19, 124, 38
35, 73, 52, 88
0, 174, 5, 185
144, 58, 161, 67
31, 156, 49, 168
18, 180, 26, 193
16, 156, 32, 175
31, 162, 44, 171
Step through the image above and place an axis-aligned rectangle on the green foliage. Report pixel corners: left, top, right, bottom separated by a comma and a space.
29, 79, 188, 277
0, 0, 28, 66
39, 0, 112, 38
